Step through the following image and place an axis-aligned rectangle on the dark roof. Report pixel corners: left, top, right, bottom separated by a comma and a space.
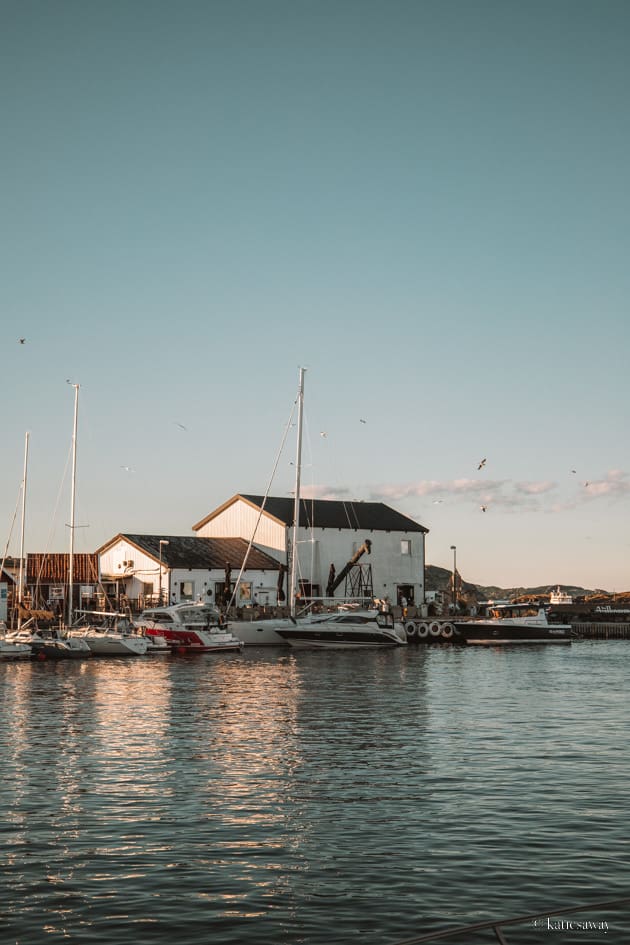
239, 495, 428, 532
111, 535, 280, 571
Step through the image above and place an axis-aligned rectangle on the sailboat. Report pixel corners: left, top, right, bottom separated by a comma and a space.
227, 368, 308, 645
7, 386, 92, 659
227, 370, 406, 648
1, 434, 32, 660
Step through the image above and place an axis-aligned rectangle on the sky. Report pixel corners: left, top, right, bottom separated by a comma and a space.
2, 0, 629, 591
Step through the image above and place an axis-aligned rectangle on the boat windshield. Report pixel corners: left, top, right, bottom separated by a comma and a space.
376, 613, 395, 628
177, 606, 218, 623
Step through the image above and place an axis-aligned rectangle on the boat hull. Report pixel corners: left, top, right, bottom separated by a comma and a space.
228, 618, 294, 646
0, 643, 31, 661
453, 622, 573, 645
82, 633, 148, 656
276, 631, 406, 648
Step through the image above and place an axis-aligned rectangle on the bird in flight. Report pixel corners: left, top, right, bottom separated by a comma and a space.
480, 505, 487, 512
120, 465, 135, 473
320, 431, 327, 438
173, 422, 187, 431
477, 458, 487, 470
18, 338, 26, 344
571, 469, 577, 474
432, 499, 443, 504
359, 419, 367, 424
583, 481, 590, 488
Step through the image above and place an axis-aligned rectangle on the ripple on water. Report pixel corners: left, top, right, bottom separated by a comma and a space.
1, 643, 629, 943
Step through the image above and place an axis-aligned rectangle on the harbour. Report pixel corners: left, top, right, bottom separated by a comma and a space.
2, 640, 629, 944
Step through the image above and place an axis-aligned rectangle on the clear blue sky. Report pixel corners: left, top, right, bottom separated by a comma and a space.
2, 0, 629, 591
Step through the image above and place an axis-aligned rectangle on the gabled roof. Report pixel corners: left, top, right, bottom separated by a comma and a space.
98, 534, 280, 571
193, 494, 428, 533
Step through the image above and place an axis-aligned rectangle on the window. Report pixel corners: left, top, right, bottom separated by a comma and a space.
401, 540, 411, 555
179, 581, 194, 600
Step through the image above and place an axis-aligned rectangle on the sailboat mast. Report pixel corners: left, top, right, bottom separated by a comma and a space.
289, 367, 305, 620
68, 383, 79, 627
17, 431, 29, 630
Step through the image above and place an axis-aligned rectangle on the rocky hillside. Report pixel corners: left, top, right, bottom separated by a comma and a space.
425, 565, 609, 604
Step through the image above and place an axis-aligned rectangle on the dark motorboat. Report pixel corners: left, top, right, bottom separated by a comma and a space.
453, 603, 574, 646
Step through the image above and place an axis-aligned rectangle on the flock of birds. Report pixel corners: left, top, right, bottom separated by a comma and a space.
16, 338, 595, 506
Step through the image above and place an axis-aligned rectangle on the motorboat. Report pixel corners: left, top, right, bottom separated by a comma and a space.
6, 623, 93, 660
134, 602, 243, 653
274, 608, 408, 648
453, 603, 574, 645
68, 611, 148, 657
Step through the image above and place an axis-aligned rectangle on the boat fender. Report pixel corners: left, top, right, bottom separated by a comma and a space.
441, 623, 455, 639
429, 621, 442, 637
405, 621, 418, 639
417, 622, 430, 639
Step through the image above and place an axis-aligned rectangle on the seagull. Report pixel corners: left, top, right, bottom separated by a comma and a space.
480, 505, 487, 512
583, 481, 590, 487
320, 431, 327, 438
120, 465, 135, 473
359, 419, 367, 424
477, 458, 487, 470
571, 469, 577, 474
432, 499, 443, 504
173, 422, 187, 431
18, 338, 26, 344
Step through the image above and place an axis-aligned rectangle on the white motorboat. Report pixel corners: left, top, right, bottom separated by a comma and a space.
68, 612, 148, 657
453, 603, 574, 645
274, 609, 408, 648
134, 602, 243, 653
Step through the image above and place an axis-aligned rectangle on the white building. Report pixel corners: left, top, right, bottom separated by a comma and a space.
193, 494, 428, 608
97, 533, 281, 609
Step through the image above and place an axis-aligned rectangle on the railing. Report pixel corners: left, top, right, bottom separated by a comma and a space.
388, 896, 630, 944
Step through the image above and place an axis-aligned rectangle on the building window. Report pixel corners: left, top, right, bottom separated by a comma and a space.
179, 581, 194, 600
401, 540, 411, 555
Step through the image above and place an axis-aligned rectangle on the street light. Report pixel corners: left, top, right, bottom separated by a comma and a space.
158, 540, 169, 605
450, 545, 457, 614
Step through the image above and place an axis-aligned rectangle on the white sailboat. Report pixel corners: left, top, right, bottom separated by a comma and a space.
1, 433, 32, 660
7, 386, 91, 659
226, 370, 402, 648
227, 368, 307, 645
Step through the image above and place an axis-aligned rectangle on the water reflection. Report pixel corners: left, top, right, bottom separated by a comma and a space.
1, 643, 629, 945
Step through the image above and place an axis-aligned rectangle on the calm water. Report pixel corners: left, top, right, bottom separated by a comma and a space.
1, 641, 629, 945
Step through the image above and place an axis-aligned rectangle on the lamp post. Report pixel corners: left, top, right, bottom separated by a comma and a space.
158, 540, 169, 605
450, 545, 457, 614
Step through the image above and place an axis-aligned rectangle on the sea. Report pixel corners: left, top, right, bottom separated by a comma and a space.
1, 640, 629, 945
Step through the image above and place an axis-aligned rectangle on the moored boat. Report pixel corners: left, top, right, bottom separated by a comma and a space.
453, 603, 574, 646
68, 612, 148, 657
6, 624, 93, 660
0, 636, 32, 660
134, 602, 243, 653
274, 608, 407, 648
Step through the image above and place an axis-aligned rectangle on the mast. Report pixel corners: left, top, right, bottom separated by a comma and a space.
17, 431, 29, 630
68, 383, 79, 627
288, 367, 305, 619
